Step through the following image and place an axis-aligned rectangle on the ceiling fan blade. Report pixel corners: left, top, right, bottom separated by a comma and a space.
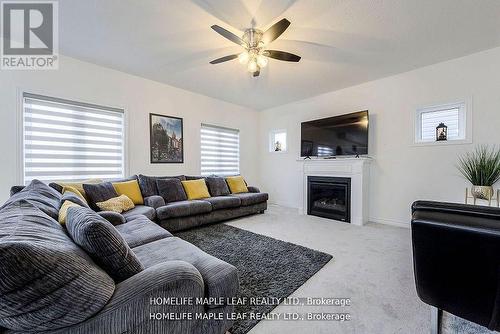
262, 18, 291, 44
209, 54, 239, 64
253, 69, 260, 77
264, 50, 301, 62
211, 25, 245, 46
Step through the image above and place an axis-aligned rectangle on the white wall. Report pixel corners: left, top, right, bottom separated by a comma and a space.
258, 47, 500, 226
0, 55, 260, 202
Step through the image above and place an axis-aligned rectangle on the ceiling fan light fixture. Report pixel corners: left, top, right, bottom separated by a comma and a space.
238, 51, 249, 64
256, 55, 268, 68
247, 59, 259, 73
209, 18, 300, 77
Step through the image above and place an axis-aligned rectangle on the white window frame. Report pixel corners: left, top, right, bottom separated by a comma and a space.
413, 98, 472, 146
18, 90, 127, 184
269, 129, 287, 153
200, 123, 240, 176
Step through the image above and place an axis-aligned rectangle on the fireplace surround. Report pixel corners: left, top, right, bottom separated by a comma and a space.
298, 157, 371, 226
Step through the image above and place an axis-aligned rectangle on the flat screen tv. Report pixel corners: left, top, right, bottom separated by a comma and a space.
301, 111, 369, 157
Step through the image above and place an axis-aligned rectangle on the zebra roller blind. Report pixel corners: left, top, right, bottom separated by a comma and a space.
23, 93, 125, 184
200, 123, 240, 176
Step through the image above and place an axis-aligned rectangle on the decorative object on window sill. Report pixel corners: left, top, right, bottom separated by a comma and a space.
274, 141, 282, 152
436, 122, 447, 141
457, 145, 500, 201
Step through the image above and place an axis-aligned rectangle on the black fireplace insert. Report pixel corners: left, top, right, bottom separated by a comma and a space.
307, 176, 351, 222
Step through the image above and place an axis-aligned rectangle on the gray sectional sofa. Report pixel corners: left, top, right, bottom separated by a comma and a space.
0, 175, 268, 333
135, 174, 268, 232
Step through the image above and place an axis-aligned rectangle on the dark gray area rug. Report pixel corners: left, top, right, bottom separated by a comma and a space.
175, 223, 333, 334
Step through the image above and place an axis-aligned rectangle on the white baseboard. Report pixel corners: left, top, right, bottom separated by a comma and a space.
369, 217, 409, 228
268, 200, 299, 210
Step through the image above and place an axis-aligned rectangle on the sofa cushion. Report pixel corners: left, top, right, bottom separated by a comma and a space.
97, 211, 126, 225
116, 215, 172, 248
230, 192, 269, 206
182, 179, 211, 200
2, 179, 61, 220
49, 178, 103, 199
58, 200, 82, 225
66, 207, 144, 282
156, 200, 212, 220
122, 205, 156, 221
61, 191, 89, 208
96, 194, 135, 213
138, 174, 186, 197
226, 176, 249, 194
112, 180, 144, 205
185, 175, 206, 180
83, 182, 118, 211
206, 176, 230, 196
202, 196, 241, 210
0, 200, 115, 332
62, 185, 88, 205
132, 237, 238, 308
157, 178, 187, 203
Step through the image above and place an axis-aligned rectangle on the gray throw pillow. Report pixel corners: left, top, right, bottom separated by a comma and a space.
185, 175, 206, 180
2, 179, 61, 219
138, 174, 186, 197
66, 206, 144, 282
157, 178, 188, 203
206, 176, 230, 196
61, 192, 89, 208
0, 200, 114, 332
83, 182, 118, 211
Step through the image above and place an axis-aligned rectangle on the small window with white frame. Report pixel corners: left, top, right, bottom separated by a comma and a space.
414, 101, 470, 144
269, 129, 287, 152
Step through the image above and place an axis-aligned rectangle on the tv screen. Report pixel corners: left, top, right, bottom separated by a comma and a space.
301, 111, 369, 157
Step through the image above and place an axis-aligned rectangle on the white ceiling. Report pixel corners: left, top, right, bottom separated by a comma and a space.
59, 0, 500, 110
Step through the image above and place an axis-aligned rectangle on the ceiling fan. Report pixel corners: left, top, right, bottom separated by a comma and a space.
209, 18, 301, 77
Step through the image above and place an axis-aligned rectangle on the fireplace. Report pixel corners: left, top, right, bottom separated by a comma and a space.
307, 176, 351, 222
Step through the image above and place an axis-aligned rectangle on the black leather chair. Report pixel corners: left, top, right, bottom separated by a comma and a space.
411, 200, 500, 333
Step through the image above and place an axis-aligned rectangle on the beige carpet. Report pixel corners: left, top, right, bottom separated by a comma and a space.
226, 205, 429, 334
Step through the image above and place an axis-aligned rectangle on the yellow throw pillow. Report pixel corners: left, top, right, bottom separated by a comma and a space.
62, 186, 88, 205
181, 179, 210, 200
96, 195, 135, 213
112, 180, 144, 205
58, 200, 81, 225
226, 176, 248, 194
55, 178, 102, 200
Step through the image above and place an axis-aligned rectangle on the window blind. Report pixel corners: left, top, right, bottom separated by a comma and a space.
200, 124, 239, 176
420, 107, 460, 141
23, 93, 125, 184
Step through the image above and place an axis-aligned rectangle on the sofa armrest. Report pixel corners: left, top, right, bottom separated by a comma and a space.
247, 186, 260, 193
144, 195, 165, 209
69, 261, 205, 333
97, 211, 126, 226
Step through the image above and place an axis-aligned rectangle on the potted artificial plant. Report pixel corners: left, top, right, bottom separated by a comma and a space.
457, 145, 500, 200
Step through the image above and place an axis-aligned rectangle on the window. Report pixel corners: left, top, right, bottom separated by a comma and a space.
22, 93, 125, 184
269, 129, 287, 152
200, 123, 239, 176
414, 101, 469, 144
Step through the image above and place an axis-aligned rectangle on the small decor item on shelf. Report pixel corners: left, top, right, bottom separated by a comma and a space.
274, 141, 282, 151
436, 122, 448, 141
457, 145, 500, 202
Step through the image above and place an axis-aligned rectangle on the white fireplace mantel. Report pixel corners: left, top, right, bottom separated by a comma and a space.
297, 157, 372, 226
